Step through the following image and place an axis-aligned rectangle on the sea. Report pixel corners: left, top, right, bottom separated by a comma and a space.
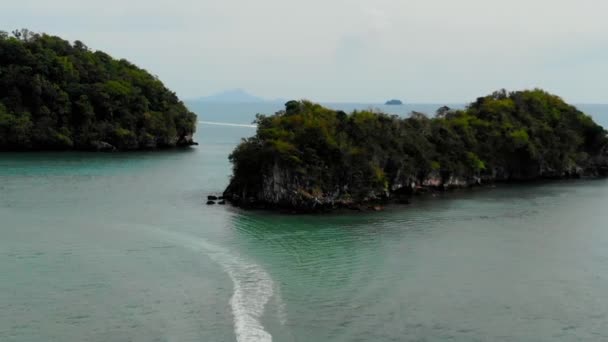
1, 102, 608, 342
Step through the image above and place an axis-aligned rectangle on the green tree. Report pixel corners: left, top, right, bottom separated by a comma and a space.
0, 29, 197, 151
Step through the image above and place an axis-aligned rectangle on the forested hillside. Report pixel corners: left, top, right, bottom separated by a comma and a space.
0, 29, 197, 151
225, 90, 608, 211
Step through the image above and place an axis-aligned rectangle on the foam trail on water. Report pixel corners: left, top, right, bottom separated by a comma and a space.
149, 228, 275, 342
199, 121, 257, 128
268, 281, 288, 326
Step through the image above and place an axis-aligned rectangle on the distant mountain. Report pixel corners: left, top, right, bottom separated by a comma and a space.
197, 89, 267, 103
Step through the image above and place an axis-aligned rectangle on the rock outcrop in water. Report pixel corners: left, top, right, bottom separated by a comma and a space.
223, 90, 608, 212
0, 29, 197, 151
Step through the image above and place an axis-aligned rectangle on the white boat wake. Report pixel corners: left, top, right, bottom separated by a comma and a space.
149, 229, 276, 342
199, 121, 257, 128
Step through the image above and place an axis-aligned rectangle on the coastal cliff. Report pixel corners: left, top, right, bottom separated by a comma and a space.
0, 29, 196, 151
224, 90, 608, 211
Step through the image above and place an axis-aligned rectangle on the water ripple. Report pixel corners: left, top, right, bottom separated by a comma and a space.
146, 228, 278, 342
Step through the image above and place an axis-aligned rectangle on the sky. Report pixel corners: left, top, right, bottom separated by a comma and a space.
3, 0, 608, 103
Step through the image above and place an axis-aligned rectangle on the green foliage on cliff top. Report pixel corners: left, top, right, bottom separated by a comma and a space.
228, 90, 608, 200
0, 29, 197, 150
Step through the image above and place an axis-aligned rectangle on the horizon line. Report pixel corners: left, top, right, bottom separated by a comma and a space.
186, 99, 608, 105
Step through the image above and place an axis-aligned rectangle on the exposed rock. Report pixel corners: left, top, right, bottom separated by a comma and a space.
206, 200, 216, 205
177, 134, 197, 147
207, 195, 219, 201
91, 141, 116, 152
139, 135, 158, 149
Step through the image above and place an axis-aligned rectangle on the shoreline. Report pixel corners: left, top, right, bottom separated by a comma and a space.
222, 176, 608, 215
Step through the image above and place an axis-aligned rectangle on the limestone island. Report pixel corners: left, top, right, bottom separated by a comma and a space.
224, 90, 608, 212
385, 99, 403, 105
0, 30, 197, 151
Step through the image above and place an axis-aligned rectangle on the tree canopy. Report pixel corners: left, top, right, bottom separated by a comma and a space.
226, 90, 608, 208
0, 29, 197, 150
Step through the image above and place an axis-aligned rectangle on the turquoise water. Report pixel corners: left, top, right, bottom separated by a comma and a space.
1, 104, 608, 342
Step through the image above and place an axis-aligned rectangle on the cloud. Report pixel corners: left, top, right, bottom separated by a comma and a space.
364, 7, 390, 34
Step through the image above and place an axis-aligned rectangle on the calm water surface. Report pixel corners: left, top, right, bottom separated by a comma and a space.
1, 103, 608, 342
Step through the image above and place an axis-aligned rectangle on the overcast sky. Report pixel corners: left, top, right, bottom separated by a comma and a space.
3, 0, 608, 103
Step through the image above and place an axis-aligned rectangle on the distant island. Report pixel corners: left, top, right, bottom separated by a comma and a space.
385, 99, 403, 105
0, 29, 197, 151
223, 89, 608, 212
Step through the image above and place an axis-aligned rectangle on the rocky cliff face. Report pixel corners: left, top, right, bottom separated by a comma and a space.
223, 154, 608, 212
224, 161, 336, 211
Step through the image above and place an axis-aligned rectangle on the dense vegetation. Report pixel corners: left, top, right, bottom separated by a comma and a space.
0, 29, 196, 151
225, 89, 608, 210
